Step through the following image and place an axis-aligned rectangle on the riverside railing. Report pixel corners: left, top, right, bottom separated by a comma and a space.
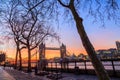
46, 59, 120, 77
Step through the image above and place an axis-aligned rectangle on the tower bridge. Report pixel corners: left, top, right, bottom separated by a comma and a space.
5, 42, 71, 69
39, 43, 67, 60
38, 43, 69, 71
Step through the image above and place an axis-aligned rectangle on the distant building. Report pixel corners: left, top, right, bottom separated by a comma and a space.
84, 55, 90, 60
96, 48, 117, 59
116, 41, 120, 53
77, 53, 85, 60
0, 51, 6, 62
69, 53, 77, 61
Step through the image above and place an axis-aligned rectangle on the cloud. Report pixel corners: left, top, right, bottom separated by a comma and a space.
0, 40, 4, 44
0, 35, 12, 44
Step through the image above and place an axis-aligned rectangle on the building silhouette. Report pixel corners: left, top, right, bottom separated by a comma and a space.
96, 48, 117, 59
116, 41, 120, 53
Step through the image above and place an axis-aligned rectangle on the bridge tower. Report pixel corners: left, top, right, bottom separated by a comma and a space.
38, 43, 67, 71
60, 44, 66, 59
39, 43, 66, 59
39, 43, 45, 60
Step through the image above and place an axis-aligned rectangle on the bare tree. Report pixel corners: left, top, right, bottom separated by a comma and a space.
21, 0, 120, 79
0, 0, 29, 70
57, 1, 120, 80
57, 0, 110, 80
18, 14, 56, 72
1, 0, 58, 72
10, 0, 58, 72
2, 0, 119, 79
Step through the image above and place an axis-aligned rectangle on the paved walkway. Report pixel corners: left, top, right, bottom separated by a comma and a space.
0, 67, 15, 80
5, 68, 46, 80
2, 67, 120, 80
59, 73, 120, 80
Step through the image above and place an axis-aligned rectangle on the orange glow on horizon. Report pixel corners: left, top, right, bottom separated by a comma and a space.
6, 44, 116, 60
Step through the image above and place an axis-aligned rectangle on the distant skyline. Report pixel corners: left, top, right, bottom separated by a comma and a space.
41, 18, 120, 58
0, 17, 120, 59
50, 16, 120, 54
0, 1, 120, 59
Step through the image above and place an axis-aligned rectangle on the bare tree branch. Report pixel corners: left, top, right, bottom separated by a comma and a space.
58, 0, 69, 8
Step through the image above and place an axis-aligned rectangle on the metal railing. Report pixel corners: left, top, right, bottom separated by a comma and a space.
46, 59, 120, 77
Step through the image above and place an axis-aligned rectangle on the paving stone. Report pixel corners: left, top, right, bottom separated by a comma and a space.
4, 67, 120, 80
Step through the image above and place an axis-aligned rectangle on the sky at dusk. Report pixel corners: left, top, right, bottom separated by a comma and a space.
0, 1, 120, 59
58, 19, 119, 54
0, 13, 120, 59
41, 17, 120, 58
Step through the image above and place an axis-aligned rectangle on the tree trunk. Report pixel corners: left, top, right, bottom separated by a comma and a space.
18, 49, 22, 70
27, 46, 32, 72
69, 4, 110, 80
15, 47, 19, 69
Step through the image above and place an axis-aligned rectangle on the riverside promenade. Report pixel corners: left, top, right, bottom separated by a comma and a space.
1, 66, 120, 80
0, 67, 15, 80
